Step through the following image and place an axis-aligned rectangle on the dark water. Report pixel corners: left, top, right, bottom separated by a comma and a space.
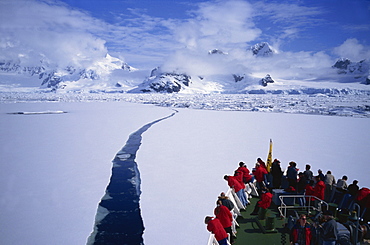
88, 111, 176, 245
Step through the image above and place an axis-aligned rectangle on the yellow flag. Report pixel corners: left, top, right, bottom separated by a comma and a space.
266, 139, 273, 172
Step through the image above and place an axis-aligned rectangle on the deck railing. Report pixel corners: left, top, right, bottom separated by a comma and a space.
278, 195, 328, 218
207, 234, 232, 245
206, 234, 218, 245
206, 187, 250, 245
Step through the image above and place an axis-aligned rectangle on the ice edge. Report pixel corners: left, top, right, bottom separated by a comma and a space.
87, 110, 177, 245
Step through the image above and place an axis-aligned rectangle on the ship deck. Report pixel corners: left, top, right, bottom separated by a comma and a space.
233, 196, 290, 245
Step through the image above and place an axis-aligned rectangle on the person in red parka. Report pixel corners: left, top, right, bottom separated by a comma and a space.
224, 175, 249, 207
356, 188, 370, 223
237, 162, 253, 183
253, 162, 268, 192
224, 175, 243, 192
250, 187, 273, 215
204, 216, 229, 245
313, 176, 326, 200
234, 170, 245, 188
214, 200, 234, 244
305, 180, 315, 203
356, 187, 370, 205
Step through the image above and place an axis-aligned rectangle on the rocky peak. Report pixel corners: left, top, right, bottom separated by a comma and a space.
122, 63, 136, 71
260, 74, 275, 86
0, 54, 137, 89
332, 58, 369, 75
208, 49, 228, 55
130, 69, 192, 93
250, 42, 276, 57
332, 58, 351, 70
332, 58, 370, 84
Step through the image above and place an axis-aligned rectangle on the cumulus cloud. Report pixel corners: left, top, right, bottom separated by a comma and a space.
333, 38, 370, 61
246, 51, 335, 81
171, 0, 261, 52
0, 0, 108, 67
159, 0, 334, 81
161, 0, 261, 75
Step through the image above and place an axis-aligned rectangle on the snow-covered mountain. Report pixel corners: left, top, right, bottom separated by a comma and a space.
250, 42, 277, 57
332, 58, 370, 84
1, 42, 370, 94
208, 49, 228, 55
260, 74, 275, 87
0, 54, 141, 92
128, 42, 370, 94
128, 43, 279, 94
129, 69, 277, 94
128, 67, 192, 93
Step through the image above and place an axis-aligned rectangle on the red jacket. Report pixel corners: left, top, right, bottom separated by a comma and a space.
214, 205, 232, 228
227, 176, 244, 193
357, 188, 370, 208
254, 166, 268, 183
314, 180, 325, 200
258, 192, 273, 209
237, 166, 252, 182
357, 188, 370, 201
305, 185, 315, 201
207, 218, 228, 241
234, 171, 245, 187
291, 224, 312, 245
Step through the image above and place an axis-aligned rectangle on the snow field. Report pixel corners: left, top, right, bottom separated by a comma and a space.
137, 108, 370, 244
0, 99, 369, 245
0, 101, 171, 245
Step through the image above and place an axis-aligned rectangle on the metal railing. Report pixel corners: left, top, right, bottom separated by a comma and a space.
207, 234, 218, 245
207, 234, 232, 245
207, 187, 250, 245
278, 195, 328, 218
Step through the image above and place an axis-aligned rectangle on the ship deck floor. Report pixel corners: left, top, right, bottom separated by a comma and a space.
233, 196, 290, 245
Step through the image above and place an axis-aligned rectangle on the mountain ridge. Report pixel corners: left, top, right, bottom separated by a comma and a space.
1, 43, 369, 93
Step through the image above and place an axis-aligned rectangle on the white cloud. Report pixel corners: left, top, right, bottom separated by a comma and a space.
160, 43, 336, 83
333, 38, 370, 61
104, 0, 295, 71
0, 0, 363, 83
161, 0, 262, 75
0, 0, 108, 67
172, 0, 261, 52
342, 24, 370, 32
249, 1, 325, 50
100, 10, 182, 69
159, 0, 335, 81
252, 2, 324, 25
246, 51, 336, 81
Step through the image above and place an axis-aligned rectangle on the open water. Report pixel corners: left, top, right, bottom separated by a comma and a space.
87, 111, 177, 245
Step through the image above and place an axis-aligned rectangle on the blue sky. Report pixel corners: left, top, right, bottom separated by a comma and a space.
1, 0, 369, 70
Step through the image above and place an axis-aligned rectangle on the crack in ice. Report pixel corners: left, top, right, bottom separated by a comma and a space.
87, 110, 177, 245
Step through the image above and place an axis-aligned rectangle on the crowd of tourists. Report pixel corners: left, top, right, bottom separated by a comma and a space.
204, 159, 274, 245
204, 158, 370, 245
